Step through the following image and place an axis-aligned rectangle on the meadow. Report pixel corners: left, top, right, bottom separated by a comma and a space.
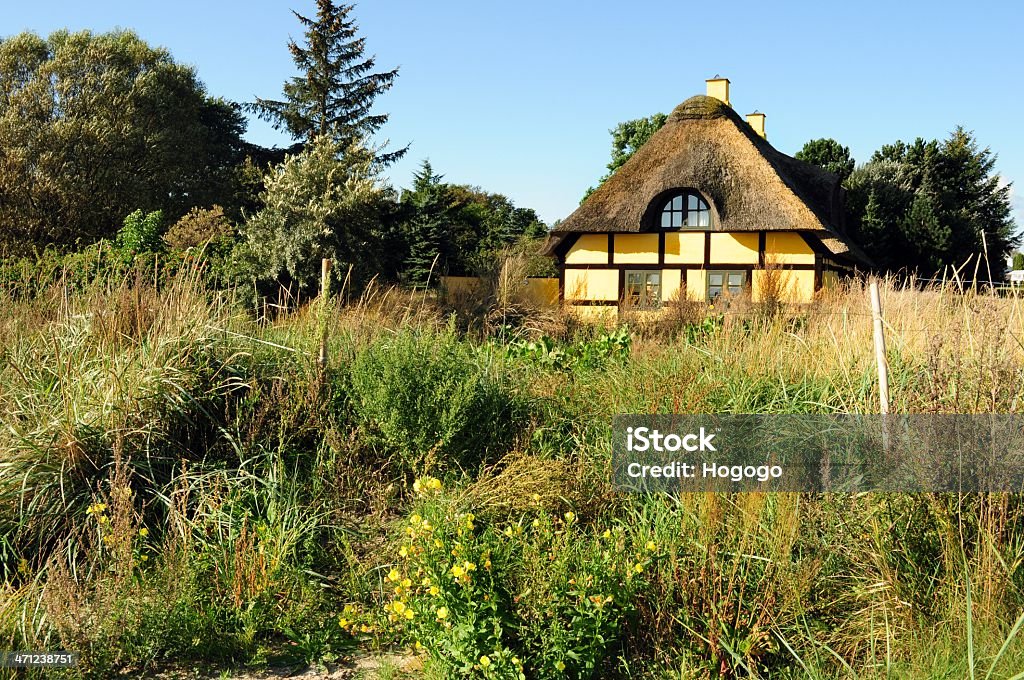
2, 257, 1024, 679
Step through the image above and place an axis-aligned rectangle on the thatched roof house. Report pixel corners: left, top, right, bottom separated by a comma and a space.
545, 79, 870, 318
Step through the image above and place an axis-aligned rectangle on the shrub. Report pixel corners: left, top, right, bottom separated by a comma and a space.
349, 325, 523, 472
380, 478, 647, 678
162, 206, 235, 251
115, 209, 164, 257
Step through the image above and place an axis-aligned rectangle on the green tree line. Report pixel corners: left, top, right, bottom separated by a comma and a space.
0, 0, 549, 295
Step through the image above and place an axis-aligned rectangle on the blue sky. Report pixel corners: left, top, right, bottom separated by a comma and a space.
6, 1, 1024, 231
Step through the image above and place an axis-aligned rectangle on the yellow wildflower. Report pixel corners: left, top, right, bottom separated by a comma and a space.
404, 608, 414, 620
339, 617, 350, 628
563, 511, 575, 523
436, 606, 449, 620
555, 660, 566, 671
479, 655, 491, 668
645, 540, 657, 552
399, 546, 409, 558
429, 586, 440, 596
392, 601, 406, 615
138, 527, 149, 538
410, 513, 422, 525
463, 561, 476, 572
451, 565, 466, 578
401, 578, 412, 588
387, 569, 401, 582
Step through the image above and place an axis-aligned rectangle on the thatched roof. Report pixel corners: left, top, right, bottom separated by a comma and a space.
547, 95, 870, 266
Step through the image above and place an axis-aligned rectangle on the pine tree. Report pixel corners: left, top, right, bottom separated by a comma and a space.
250, 1, 406, 164
403, 161, 451, 287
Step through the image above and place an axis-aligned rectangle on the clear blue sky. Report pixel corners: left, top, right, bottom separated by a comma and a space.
6, 1, 1024, 233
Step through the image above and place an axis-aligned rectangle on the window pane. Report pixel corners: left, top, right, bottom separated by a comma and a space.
697, 209, 710, 227
671, 212, 682, 228
728, 273, 744, 286
708, 273, 723, 286
661, 212, 671, 228
708, 286, 722, 300
688, 194, 698, 210
647, 272, 660, 284
671, 196, 683, 210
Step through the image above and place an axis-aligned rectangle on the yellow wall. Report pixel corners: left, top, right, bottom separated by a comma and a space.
752, 269, 815, 303
565, 234, 609, 264
664, 232, 704, 264
565, 268, 618, 301
523, 278, 559, 306
764, 233, 815, 265
662, 269, 682, 302
686, 269, 706, 302
710, 233, 759, 264
569, 304, 617, 323
612, 234, 659, 264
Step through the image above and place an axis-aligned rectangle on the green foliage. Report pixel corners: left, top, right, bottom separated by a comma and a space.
1013, 252, 1024, 272
162, 206, 235, 251
115, 209, 164, 257
0, 30, 251, 251
249, 0, 405, 164
402, 160, 452, 286
795, 138, 856, 181
845, 129, 1018, 276
502, 326, 632, 371
382, 483, 646, 678
399, 160, 549, 282
584, 114, 667, 200
348, 325, 523, 472
238, 136, 390, 293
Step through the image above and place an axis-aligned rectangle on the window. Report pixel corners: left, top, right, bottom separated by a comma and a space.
660, 191, 710, 229
625, 270, 661, 309
707, 270, 746, 302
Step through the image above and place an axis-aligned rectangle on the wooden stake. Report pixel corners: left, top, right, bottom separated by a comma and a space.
319, 258, 331, 369
869, 280, 889, 414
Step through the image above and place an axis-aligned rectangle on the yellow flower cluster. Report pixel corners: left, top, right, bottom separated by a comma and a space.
387, 599, 415, 622
86, 502, 109, 525
337, 603, 375, 634
451, 559, 477, 583
412, 476, 442, 495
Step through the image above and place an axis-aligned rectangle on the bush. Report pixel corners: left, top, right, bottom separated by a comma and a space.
349, 325, 524, 472
115, 209, 164, 257
379, 478, 647, 678
163, 206, 235, 251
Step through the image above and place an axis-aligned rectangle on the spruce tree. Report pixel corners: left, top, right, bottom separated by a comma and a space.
250, 1, 406, 164
403, 161, 451, 287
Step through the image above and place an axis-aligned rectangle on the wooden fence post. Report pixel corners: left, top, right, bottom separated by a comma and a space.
319, 258, 331, 370
869, 280, 889, 414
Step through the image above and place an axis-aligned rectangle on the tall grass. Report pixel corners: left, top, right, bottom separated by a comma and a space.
1, 265, 1023, 677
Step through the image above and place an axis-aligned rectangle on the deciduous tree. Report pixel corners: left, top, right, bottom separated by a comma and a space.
0, 30, 250, 251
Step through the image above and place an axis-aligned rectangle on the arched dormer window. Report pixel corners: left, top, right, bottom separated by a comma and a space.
660, 191, 711, 229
